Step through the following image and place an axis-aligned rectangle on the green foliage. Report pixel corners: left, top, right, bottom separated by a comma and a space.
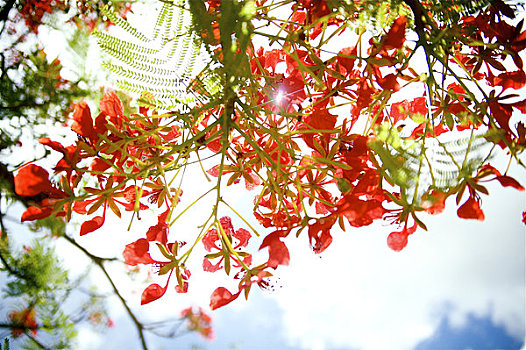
423, 0, 493, 24
95, 0, 210, 110
354, 0, 410, 31
2, 240, 68, 300
370, 123, 492, 201
27, 216, 67, 239
0, 50, 91, 144
0, 237, 79, 349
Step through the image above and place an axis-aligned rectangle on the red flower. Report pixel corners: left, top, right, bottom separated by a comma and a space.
180, 307, 214, 339
9, 308, 38, 337
202, 217, 252, 273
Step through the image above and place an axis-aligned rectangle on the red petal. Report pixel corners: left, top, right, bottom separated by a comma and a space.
315, 201, 330, 215
94, 112, 108, 135
244, 171, 261, 191
390, 100, 410, 122
141, 283, 167, 305
71, 102, 97, 141
206, 165, 221, 177
489, 101, 512, 134
99, 91, 124, 119
494, 70, 526, 90
90, 158, 111, 172
421, 190, 448, 215
175, 281, 189, 293
203, 258, 223, 272
383, 16, 407, 50
39, 137, 66, 153
21, 206, 53, 222
202, 228, 220, 252
267, 239, 290, 268
123, 239, 155, 266
303, 107, 337, 131
219, 216, 234, 235
308, 216, 336, 253
338, 46, 357, 74
233, 228, 251, 248
14, 164, 53, 197
411, 97, 427, 115
378, 73, 400, 92
495, 175, 524, 190
72, 199, 97, 215
80, 216, 105, 236
209, 287, 240, 310
146, 222, 168, 245
207, 138, 222, 153
512, 99, 526, 113
260, 231, 290, 268
457, 197, 485, 221
387, 231, 408, 251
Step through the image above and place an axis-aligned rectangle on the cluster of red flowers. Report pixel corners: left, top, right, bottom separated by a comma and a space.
9, 308, 38, 338
13, 0, 526, 312
18, 0, 57, 34
180, 307, 213, 339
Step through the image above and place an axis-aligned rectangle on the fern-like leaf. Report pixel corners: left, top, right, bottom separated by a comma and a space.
94, 1, 216, 110
371, 126, 494, 201
423, 0, 493, 24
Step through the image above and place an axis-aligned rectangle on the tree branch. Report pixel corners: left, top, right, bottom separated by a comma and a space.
61, 234, 149, 350
402, 0, 426, 32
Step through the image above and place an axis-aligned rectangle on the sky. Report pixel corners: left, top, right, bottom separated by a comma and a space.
4, 1, 526, 349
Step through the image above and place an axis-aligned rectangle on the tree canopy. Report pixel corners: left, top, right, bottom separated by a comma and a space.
2, 0, 525, 348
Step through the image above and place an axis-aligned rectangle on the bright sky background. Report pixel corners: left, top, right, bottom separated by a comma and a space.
12, 1, 526, 349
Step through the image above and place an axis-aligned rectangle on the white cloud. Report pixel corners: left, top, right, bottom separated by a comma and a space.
76, 327, 103, 350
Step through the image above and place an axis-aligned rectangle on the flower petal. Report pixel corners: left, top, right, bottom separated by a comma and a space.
209, 287, 240, 310
457, 196, 485, 221
80, 216, 105, 236
21, 206, 53, 222
14, 164, 52, 197
141, 283, 167, 305
123, 239, 155, 266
